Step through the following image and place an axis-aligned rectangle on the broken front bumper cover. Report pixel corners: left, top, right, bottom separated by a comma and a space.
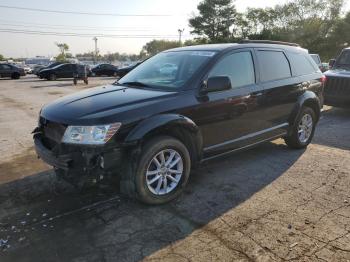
34, 137, 71, 170
33, 133, 123, 185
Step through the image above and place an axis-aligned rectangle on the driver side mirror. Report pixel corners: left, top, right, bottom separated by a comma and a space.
329, 59, 336, 68
201, 76, 232, 94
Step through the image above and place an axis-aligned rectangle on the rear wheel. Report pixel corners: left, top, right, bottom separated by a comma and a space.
284, 107, 316, 149
11, 72, 20, 79
121, 136, 191, 204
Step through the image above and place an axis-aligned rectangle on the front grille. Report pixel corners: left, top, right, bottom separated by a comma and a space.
325, 77, 350, 96
39, 117, 67, 149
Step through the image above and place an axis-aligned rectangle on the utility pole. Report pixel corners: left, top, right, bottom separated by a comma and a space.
178, 29, 185, 45
93, 37, 98, 64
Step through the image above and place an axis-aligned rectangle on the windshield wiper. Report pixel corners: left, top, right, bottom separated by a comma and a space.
117, 81, 150, 88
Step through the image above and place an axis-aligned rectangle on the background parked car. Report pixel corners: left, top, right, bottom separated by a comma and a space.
0, 63, 25, 79
36, 62, 64, 78
90, 63, 118, 77
324, 47, 350, 107
309, 54, 327, 72
38, 63, 90, 80
116, 61, 142, 78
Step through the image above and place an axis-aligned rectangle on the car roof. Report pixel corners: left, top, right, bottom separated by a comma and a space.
166, 43, 307, 53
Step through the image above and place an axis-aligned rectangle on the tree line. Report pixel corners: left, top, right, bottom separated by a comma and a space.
142, 0, 350, 61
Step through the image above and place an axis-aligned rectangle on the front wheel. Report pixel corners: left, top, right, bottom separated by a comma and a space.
284, 107, 316, 149
121, 136, 191, 204
11, 73, 20, 79
49, 74, 57, 81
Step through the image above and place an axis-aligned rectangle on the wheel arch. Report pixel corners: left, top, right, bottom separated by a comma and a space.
289, 91, 321, 127
124, 114, 203, 165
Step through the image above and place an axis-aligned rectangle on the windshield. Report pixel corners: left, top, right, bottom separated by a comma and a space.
336, 51, 350, 67
117, 50, 216, 90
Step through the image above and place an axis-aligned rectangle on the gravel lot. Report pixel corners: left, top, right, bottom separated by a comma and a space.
0, 75, 349, 262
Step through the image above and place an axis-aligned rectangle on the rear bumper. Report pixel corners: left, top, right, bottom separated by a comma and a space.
324, 96, 350, 108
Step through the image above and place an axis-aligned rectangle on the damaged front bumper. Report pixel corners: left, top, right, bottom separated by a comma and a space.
33, 133, 124, 186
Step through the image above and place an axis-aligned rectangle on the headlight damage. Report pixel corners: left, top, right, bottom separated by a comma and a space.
62, 123, 122, 145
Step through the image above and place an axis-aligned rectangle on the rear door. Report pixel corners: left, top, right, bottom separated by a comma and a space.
59, 64, 74, 78
254, 49, 300, 131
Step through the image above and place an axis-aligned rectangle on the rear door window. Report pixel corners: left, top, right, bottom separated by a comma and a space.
256, 50, 291, 82
208, 51, 255, 89
288, 52, 318, 76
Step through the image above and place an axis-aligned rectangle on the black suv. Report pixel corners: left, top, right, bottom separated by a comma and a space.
116, 62, 142, 78
38, 63, 89, 80
90, 63, 118, 77
33, 41, 324, 204
0, 63, 25, 79
324, 48, 350, 107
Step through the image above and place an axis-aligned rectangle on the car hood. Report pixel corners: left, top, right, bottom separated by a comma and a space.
324, 68, 350, 78
41, 84, 177, 125
39, 68, 51, 73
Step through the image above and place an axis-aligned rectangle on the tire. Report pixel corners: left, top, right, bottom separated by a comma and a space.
121, 136, 191, 205
11, 73, 20, 79
49, 74, 57, 81
284, 107, 316, 149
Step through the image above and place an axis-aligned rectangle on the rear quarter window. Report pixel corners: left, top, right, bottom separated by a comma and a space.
256, 50, 291, 82
288, 52, 318, 76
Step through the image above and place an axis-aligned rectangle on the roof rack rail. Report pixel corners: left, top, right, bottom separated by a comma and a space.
239, 40, 300, 47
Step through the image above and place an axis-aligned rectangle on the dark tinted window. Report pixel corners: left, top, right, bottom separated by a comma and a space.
257, 51, 291, 82
289, 52, 317, 76
337, 50, 350, 65
0, 64, 12, 70
209, 51, 255, 89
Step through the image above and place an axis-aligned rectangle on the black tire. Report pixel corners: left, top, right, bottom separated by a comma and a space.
11, 73, 20, 79
284, 107, 316, 149
121, 136, 191, 205
49, 74, 56, 81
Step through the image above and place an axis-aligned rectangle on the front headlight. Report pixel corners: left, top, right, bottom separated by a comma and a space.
62, 123, 122, 145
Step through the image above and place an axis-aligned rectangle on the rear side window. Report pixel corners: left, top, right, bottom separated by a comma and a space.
257, 51, 291, 82
208, 51, 255, 89
289, 52, 318, 76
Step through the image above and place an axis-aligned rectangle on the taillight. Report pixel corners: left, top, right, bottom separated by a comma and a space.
321, 75, 327, 84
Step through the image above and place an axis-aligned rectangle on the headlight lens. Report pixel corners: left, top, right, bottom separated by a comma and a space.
62, 123, 122, 145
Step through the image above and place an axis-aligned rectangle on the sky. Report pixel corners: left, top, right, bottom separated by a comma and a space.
0, 0, 349, 58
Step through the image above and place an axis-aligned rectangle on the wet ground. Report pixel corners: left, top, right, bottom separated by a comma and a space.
0, 76, 349, 261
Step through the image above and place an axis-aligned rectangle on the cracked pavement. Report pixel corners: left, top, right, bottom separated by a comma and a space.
0, 76, 349, 261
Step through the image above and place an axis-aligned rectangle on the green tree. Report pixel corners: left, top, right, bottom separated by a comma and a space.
55, 42, 70, 62
0, 54, 4, 61
141, 40, 180, 56
189, 0, 238, 42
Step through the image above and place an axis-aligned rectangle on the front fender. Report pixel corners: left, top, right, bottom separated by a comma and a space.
125, 114, 200, 143
288, 91, 321, 126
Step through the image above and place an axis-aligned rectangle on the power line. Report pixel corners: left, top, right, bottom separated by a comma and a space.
0, 28, 185, 39
0, 19, 152, 30
0, 5, 172, 17
0, 22, 152, 32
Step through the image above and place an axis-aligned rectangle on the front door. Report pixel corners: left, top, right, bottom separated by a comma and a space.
190, 50, 266, 156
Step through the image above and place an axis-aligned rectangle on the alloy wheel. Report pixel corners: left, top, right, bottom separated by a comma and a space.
298, 113, 313, 143
145, 149, 183, 196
